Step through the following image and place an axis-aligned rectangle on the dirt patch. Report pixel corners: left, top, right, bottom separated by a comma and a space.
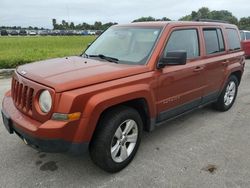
35, 160, 43, 166
40, 161, 58, 171
202, 164, 218, 174
39, 153, 46, 158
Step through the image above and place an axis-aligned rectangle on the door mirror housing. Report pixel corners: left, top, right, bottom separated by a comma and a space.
157, 51, 187, 69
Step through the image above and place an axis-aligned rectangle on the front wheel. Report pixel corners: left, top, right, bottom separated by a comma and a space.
89, 106, 143, 173
213, 75, 239, 111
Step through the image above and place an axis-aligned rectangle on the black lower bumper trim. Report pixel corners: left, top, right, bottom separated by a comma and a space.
13, 127, 89, 154
1, 110, 89, 154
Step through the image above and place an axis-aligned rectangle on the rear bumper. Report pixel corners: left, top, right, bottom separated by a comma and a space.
1, 95, 89, 154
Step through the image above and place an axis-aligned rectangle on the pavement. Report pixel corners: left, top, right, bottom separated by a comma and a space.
0, 69, 15, 79
0, 60, 250, 188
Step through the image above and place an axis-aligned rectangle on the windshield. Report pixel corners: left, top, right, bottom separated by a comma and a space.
84, 26, 162, 65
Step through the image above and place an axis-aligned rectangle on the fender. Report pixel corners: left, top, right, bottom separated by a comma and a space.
80, 84, 156, 141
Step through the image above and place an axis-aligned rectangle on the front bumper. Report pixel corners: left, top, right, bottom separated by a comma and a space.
1, 95, 89, 153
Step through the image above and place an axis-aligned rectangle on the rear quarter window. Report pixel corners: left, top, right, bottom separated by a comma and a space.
226, 28, 241, 51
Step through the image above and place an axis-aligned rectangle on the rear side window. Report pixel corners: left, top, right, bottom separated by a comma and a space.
203, 28, 225, 55
246, 32, 250, 40
226, 28, 241, 51
164, 29, 199, 58
240, 31, 246, 41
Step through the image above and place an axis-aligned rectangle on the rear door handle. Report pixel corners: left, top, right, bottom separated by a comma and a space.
222, 60, 230, 66
193, 66, 204, 72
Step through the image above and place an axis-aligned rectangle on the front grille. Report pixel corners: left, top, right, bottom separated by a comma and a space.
12, 78, 34, 114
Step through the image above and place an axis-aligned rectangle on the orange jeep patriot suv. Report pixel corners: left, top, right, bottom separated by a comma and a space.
1, 21, 245, 172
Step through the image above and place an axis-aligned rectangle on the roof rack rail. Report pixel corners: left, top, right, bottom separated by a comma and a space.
195, 19, 229, 24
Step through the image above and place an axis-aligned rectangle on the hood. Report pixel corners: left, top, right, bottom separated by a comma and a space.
17, 56, 149, 92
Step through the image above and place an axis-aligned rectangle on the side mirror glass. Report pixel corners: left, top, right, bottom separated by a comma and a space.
157, 51, 187, 69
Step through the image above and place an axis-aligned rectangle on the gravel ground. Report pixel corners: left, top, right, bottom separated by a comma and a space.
0, 60, 250, 188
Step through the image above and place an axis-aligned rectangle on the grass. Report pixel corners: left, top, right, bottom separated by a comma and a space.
0, 36, 96, 69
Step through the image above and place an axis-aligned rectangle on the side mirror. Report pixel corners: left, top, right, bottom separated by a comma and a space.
157, 51, 187, 69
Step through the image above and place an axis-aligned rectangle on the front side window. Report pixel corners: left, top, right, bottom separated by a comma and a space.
226, 28, 241, 51
164, 29, 200, 58
84, 27, 162, 65
203, 28, 225, 55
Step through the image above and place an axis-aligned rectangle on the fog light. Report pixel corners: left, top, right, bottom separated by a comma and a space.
52, 112, 81, 121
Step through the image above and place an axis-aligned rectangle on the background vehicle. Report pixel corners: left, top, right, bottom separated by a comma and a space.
81, 30, 89, 35
29, 30, 37, 36
50, 30, 60, 36
88, 30, 96, 35
0, 29, 8, 36
240, 30, 250, 57
39, 30, 49, 36
9, 30, 19, 36
95, 30, 103, 35
19, 30, 27, 36
1, 21, 245, 173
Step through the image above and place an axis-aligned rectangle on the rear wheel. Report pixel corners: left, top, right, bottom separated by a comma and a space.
89, 106, 143, 173
213, 75, 239, 111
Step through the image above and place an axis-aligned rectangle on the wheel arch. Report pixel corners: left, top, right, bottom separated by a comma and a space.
100, 98, 152, 131
220, 68, 243, 94
82, 85, 156, 143
230, 70, 242, 84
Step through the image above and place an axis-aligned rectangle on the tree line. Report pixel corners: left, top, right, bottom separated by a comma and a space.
0, 26, 45, 30
51, 17, 171, 30
132, 7, 250, 30
1, 7, 250, 31
51, 7, 250, 30
179, 7, 250, 30
52, 19, 117, 30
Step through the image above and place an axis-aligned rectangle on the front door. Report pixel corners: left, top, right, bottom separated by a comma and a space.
156, 27, 206, 122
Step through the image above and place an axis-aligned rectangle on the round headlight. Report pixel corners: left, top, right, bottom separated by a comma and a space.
39, 90, 52, 113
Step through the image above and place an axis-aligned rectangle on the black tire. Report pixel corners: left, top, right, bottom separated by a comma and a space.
89, 106, 143, 173
213, 75, 239, 111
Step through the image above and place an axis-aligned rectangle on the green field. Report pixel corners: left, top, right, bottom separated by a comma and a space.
0, 36, 96, 69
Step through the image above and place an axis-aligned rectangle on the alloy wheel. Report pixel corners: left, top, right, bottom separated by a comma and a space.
224, 81, 236, 106
110, 119, 138, 163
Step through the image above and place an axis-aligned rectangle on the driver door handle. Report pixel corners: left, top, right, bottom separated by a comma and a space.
193, 66, 204, 72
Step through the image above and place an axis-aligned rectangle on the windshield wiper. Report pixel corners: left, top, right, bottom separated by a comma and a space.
81, 53, 89, 58
88, 54, 119, 63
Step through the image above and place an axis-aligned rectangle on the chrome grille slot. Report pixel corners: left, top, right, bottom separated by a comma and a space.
18, 83, 23, 105
22, 86, 28, 108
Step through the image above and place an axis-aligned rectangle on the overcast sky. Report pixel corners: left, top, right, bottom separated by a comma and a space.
0, 0, 249, 28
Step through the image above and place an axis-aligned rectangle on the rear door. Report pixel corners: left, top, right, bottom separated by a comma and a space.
156, 27, 206, 122
200, 27, 228, 103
